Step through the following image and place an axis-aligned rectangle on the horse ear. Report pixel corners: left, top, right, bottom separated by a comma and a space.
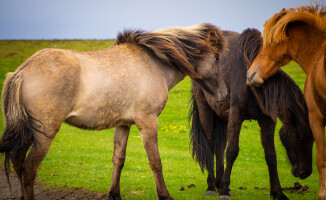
208, 29, 225, 54
201, 24, 226, 56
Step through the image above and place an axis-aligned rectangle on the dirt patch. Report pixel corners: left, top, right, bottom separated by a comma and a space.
282, 182, 310, 194
0, 167, 108, 200
3, 52, 17, 58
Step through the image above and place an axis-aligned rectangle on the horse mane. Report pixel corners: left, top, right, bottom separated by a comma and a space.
263, 3, 326, 46
238, 28, 262, 67
239, 28, 313, 143
115, 23, 225, 79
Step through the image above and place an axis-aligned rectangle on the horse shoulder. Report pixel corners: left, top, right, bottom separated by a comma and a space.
308, 56, 326, 118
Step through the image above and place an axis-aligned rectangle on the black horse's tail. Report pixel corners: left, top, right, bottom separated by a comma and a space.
0, 72, 45, 186
188, 89, 227, 174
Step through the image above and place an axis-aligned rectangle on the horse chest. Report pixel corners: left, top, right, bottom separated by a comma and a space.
308, 62, 326, 119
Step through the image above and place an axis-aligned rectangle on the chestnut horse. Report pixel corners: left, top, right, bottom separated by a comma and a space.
0, 23, 227, 200
189, 29, 313, 200
246, 4, 326, 200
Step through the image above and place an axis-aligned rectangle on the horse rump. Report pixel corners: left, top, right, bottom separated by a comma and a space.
0, 72, 46, 185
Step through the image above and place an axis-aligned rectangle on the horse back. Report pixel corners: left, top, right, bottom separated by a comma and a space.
72, 44, 171, 129
13, 44, 171, 130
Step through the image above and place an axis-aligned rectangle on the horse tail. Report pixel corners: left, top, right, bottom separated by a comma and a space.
213, 112, 227, 170
188, 90, 214, 174
188, 89, 227, 174
0, 71, 45, 185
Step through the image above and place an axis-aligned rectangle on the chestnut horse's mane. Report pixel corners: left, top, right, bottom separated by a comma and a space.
263, 3, 326, 46
115, 23, 225, 79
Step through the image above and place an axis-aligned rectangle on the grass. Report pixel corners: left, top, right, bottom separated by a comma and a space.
0, 40, 318, 199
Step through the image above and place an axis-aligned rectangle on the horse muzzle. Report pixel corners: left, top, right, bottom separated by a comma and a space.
246, 70, 264, 87
292, 166, 312, 179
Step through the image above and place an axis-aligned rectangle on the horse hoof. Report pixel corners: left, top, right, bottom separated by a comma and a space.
108, 194, 122, 200
219, 195, 231, 200
218, 189, 232, 196
271, 191, 288, 200
205, 190, 217, 196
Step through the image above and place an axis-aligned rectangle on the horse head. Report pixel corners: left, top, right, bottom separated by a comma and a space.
279, 125, 314, 179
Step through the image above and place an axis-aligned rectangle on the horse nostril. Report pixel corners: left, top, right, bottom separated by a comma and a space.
299, 168, 312, 179
291, 167, 299, 177
246, 71, 256, 84
247, 71, 264, 87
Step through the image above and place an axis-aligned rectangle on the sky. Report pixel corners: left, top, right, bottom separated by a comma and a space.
0, 0, 321, 40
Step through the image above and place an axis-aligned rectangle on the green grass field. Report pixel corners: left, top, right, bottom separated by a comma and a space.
0, 40, 318, 199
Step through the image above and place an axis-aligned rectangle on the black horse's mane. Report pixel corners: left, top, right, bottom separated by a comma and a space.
238, 28, 262, 69
239, 28, 313, 142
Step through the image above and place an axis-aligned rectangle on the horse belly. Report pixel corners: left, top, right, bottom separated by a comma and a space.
64, 67, 137, 130
64, 50, 168, 130
65, 100, 134, 130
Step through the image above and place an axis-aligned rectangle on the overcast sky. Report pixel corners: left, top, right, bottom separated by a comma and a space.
0, 0, 319, 40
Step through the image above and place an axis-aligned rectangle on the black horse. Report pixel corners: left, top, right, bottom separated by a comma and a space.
189, 29, 314, 200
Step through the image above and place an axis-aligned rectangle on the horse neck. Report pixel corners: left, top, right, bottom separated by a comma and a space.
288, 23, 326, 75
159, 65, 186, 91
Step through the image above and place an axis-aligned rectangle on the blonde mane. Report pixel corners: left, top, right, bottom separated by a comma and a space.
115, 23, 225, 79
263, 3, 326, 46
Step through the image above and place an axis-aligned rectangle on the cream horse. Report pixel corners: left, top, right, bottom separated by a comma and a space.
0, 23, 227, 200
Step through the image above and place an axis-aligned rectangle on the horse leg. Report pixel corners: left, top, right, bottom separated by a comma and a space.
309, 111, 326, 200
215, 127, 227, 192
258, 117, 288, 200
10, 145, 29, 199
314, 120, 326, 200
108, 126, 130, 200
304, 83, 326, 200
219, 108, 243, 200
21, 126, 57, 200
135, 115, 172, 200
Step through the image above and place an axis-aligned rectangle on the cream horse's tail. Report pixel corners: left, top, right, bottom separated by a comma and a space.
0, 71, 46, 187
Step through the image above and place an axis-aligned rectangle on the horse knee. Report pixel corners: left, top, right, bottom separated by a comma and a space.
11, 150, 28, 176
21, 160, 37, 181
112, 155, 125, 168
226, 146, 239, 162
149, 161, 163, 172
